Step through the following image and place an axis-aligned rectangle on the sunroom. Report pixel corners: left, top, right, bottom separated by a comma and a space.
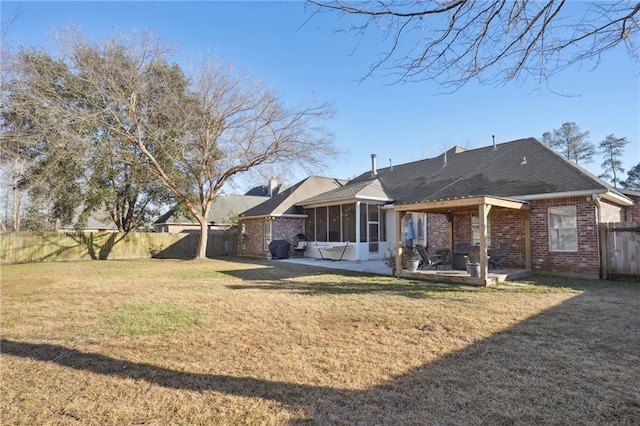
299, 179, 393, 261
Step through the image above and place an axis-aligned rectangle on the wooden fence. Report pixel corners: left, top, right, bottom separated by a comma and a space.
0, 230, 238, 264
600, 222, 640, 281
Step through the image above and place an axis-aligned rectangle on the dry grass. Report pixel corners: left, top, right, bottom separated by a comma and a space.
1, 258, 639, 425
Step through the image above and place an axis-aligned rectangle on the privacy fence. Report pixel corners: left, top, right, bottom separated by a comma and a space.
600, 222, 640, 282
0, 231, 238, 264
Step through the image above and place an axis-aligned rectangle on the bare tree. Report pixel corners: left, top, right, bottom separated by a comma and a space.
542, 122, 595, 165
598, 134, 630, 187
4, 33, 338, 258
309, 1, 640, 88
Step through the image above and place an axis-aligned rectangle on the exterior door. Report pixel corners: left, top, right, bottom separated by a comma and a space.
368, 222, 379, 253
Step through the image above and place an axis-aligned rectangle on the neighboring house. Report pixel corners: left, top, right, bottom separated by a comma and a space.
58, 213, 118, 233
244, 178, 283, 197
154, 195, 269, 233
620, 189, 640, 221
295, 138, 635, 280
238, 175, 346, 258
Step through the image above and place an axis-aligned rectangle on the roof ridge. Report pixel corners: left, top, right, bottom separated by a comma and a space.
425, 141, 523, 200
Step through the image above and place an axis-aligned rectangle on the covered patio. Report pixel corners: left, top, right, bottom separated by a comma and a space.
394, 195, 533, 286
280, 256, 533, 285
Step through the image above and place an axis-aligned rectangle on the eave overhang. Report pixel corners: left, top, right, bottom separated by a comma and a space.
394, 195, 529, 213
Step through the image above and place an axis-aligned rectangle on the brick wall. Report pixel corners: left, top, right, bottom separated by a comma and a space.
453, 214, 472, 245
599, 199, 624, 222
239, 217, 304, 258
488, 208, 528, 268
530, 197, 600, 278
426, 213, 449, 252
240, 218, 265, 258
623, 194, 640, 221
449, 209, 528, 269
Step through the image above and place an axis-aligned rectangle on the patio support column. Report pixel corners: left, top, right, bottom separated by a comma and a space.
396, 211, 404, 275
479, 203, 491, 281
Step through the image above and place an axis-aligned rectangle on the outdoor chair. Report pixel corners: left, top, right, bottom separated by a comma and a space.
415, 244, 442, 270
292, 233, 307, 257
488, 243, 508, 270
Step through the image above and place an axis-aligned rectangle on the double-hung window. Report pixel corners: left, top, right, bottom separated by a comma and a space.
548, 206, 577, 251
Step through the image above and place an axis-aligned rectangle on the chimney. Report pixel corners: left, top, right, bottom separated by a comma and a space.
268, 177, 278, 197
492, 134, 497, 150
389, 158, 393, 171
371, 154, 377, 177
443, 150, 447, 167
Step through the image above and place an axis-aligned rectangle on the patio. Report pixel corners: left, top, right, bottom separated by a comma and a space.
280, 257, 533, 286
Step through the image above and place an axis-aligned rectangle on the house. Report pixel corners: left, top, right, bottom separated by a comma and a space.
620, 189, 640, 221
238, 176, 346, 258
154, 194, 269, 233
293, 138, 634, 282
58, 212, 118, 233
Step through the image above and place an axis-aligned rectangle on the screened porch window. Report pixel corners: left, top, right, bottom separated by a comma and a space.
341, 204, 356, 242
315, 206, 328, 242
305, 203, 386, 243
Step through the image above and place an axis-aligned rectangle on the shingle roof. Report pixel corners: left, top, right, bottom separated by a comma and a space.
300, 178, 392, 205
301, 138, 627, 206
155, 195, 268, 225
240, 176, 346, 217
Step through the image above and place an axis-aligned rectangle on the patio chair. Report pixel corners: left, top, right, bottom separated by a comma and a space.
292, 233, 307, 257
488, 243, 508, 270
415, 244, 442, 270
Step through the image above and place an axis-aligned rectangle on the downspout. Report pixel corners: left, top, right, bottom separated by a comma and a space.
592, 194, 606, 279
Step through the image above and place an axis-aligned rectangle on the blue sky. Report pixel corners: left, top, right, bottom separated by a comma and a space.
2, 1, 639, 191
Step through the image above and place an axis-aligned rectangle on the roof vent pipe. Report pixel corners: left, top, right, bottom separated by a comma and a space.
389, 158, 393, 170
492, 135, 497, 150
371, 154, 377, 177
443, 150, 447, 167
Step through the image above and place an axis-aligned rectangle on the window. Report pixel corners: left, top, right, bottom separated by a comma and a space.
341, 204, 356, 242
549, 206, 577, 251
316, 206, 327, 242
263, 220, 272, 250
304, 208, 315, 241
471, 214, 491, 248
329, 205, 341, 241
360, 204, 367, 243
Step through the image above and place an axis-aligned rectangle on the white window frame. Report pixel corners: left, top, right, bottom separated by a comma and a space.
548, 205, 578, 252
263, 220, 272, 250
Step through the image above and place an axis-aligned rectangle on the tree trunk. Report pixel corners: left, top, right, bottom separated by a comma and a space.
195, 218, 209, 259
12, 170, 21, 232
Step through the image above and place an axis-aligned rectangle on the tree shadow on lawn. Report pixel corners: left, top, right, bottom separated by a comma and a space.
3, 289, 639, 424
218, 258, 468, 299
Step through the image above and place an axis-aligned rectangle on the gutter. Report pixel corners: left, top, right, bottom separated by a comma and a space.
239, 213, 308, 220
513, 190, 633, 206
302, 195, 394, 209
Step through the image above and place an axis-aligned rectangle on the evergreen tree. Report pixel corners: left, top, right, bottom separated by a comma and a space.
598, 134, 629, 188
621, 163, 640, 191
542, 122, 595, 165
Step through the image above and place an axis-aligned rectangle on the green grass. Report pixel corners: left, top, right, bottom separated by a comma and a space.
100, 303, 205, 336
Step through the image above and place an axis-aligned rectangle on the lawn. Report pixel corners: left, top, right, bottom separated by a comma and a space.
1, 258, 639, 425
